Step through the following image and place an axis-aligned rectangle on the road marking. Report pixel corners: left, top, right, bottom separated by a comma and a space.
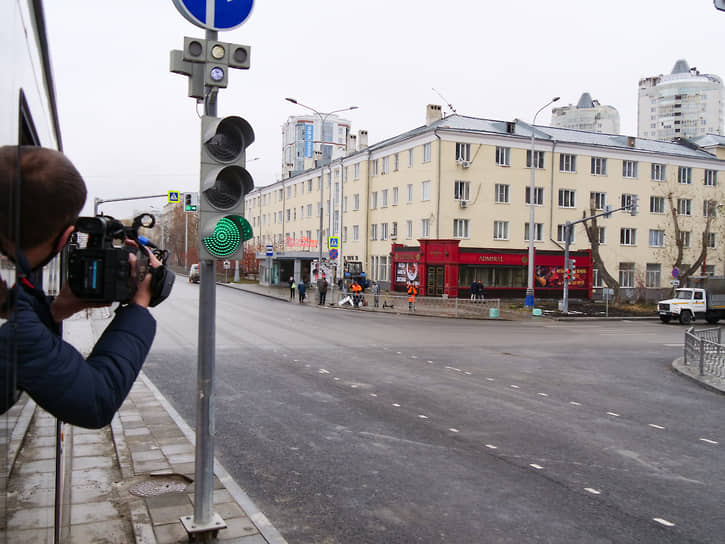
427, 360, 434, 364
418, 414, 429, 419
569, 401, 582, 406
396, 351, 402, 355
664, 344, 684, 347
700, 438, 719, 445
486, 378, 495, 382
333, 377, 340, 381
318, 369, 330, 374
369, 393, 377, 397
464, 371, 472, 375
449, 428, 460, 433
392, 403, 401, 407
584, 488, 601, 495
648, 424, 665, 430
653, 518, 675, 527
530, 464, 543, 470
445, 366, 462, 372
410, 355, 418, 359
537, 393, 549, 397
607, 412, 620, 417
350, 384, 359, 388
510, 385, 520, 389
485, 444, 497, 450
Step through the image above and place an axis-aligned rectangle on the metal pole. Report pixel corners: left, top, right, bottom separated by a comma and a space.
563, 222, 571, 314
525, 97, 559, 309
184, 211, 188, 270
194, 28, 218, 529
699, 336, 705, 376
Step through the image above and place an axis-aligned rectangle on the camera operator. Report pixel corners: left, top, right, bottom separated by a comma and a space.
0, 145, 161, 428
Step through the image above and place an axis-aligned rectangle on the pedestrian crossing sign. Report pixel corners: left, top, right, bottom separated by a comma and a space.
168, 191, 180, 203
328, 236, 339, 249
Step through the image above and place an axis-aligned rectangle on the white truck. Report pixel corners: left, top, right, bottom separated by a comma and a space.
657, 276, 725, 324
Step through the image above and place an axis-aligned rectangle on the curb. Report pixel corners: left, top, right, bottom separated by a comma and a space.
671, 356, 725, 396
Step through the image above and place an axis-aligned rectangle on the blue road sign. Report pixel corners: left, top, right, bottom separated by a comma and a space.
265, 245, 273, 257
672, 267, 680, 278
171, 0, 254, 31
329, 249, 338, 260
168, 191, 180, 203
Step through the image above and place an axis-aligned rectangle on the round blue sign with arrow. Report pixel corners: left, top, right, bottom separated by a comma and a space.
172, 0, 254, 31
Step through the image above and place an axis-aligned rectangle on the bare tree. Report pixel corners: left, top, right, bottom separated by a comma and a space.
667, 192, 716, 286
581, 205, 621, 302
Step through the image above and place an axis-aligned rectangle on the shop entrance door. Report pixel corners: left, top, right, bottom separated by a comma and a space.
427, 266, 445, 296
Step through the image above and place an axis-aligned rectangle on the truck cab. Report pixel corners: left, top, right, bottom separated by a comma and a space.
658, 288, 706, 324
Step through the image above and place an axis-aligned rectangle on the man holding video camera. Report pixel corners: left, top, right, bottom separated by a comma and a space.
0, 145, 168, 428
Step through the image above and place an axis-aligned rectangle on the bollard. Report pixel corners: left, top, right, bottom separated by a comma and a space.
489, 307, 499, 319
699, 336, 705, 376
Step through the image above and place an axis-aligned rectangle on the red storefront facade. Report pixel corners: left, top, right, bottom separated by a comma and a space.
391, 239, 592, 299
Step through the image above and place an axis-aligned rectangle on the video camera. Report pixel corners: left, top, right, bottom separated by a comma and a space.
67, 213, 174, 307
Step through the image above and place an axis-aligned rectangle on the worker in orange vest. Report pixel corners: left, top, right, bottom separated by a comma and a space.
407, 282, 418, 312
351, 280, 363, 308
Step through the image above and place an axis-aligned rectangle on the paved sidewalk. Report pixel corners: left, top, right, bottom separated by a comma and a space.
4, 308, 286, 543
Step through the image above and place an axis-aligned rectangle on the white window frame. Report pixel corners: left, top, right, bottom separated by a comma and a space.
406, 220, 413, 239
677, 198, 692, 216
556, 224, 575, 244
455, 180, 471, 201
421, 180, 432, 201
456, 143, 471, 162
381, 189, 389, 208
619, 262, 635, 288
493, 220, 509, 240
559, 154, 576, 173
353, 225, 359, 241
704, 169, 718, 186
392, 186, 399, 205
524, 222, 544, 242
353, 194, 360, 210
407, 184, 414, 203
558, 189, 576, 208
622, 160, 638, 179
525, 186, 544, 206
620, 228, 637, 246
649, 229, 665, 247
453, 218, 470, 239
650, 196, 665, 214
420, 218, 431, 238
591, 157, 607, 176
590, 191, 606, 211
423, 143, 432, 163
496, 146, 511, 166
651, 163, 666, 182
526, 150, 544, 169
678, 166, 692, 184
495, 184, 510, 204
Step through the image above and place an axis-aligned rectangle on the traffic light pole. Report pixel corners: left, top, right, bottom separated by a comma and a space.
193, 28, 222, 534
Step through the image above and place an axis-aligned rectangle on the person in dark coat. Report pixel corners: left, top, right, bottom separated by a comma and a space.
317, 274, 328, 305
298, 279, 306, 303
0, 146, 160, 428
470, 280, 477, 300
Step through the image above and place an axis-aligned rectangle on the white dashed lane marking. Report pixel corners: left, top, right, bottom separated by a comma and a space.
510, 385, 520, 389
445, 366, 462, 372
530, 464, 543, 470
653, 518, 676, 528
569, 401, 582, 406
418, 414, 429, 419
607, 412, 621, 417
485, 444, 498, 450
700, 438, 719, 445
449, 428, 460, 433
648, 424, 665, 430
537, 393, 549, 397
584, 488, 601, 495
392, 403, 401, 407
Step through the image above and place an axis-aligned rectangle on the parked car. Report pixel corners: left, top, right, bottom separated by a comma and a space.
189, 263, 200, 283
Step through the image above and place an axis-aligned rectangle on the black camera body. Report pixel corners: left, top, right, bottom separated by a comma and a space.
67, 214, 173, 306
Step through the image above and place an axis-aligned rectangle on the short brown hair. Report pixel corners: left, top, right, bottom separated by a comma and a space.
0, 146, 87, 250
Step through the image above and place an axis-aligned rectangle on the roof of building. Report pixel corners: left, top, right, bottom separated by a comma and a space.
692, 134, 725, 147
576, 92, 594, 108
672, 59, 690, 74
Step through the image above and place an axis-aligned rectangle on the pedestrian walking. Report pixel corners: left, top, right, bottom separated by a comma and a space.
289, 276, 296, 300
470, 280, 477, 301
477, 280, 485, 301
298, 279, 307, 303
372, 281, 381, 307
317, 274, 329, 305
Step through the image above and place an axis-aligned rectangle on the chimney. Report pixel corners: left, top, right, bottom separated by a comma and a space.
358, 129, 368, 150
426, 104, 442, 125
348, 133, 357, 151
628, 136, 636, 148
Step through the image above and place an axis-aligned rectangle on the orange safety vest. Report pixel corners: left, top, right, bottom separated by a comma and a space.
407, 285, 417, 302
351, 283, 362, 294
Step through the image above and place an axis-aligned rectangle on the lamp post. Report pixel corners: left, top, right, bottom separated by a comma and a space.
525, 96, 560, 309
285, 98, 357, 281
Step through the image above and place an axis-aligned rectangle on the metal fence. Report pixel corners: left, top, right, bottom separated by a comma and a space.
334, 290, 501, 319
684, 327, 725, 378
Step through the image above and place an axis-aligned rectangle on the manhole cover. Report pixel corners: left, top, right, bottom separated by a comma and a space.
129, 477, 188, 497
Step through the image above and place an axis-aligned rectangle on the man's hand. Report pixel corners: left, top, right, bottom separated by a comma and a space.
129, 246, 162, 308
50, 283, 110, 323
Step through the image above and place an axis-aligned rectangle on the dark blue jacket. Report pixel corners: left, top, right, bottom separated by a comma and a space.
0, 281, 156, 428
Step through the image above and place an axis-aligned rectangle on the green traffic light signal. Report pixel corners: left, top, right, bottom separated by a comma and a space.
201, 215, 253, 258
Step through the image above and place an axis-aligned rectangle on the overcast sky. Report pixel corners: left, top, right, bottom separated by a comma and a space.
44, 0, 725, 218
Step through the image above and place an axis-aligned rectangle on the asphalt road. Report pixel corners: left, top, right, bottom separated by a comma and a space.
144, 279, 725, 543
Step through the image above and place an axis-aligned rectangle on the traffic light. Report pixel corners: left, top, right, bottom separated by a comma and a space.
569, 259, 576, 281
198, 115, 255, 260
184, 192, 198, 212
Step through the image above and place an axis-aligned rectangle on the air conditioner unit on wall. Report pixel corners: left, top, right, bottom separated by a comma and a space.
459, 200, 469, 208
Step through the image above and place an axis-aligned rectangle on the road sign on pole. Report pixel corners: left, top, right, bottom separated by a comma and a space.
672, 267, 680, 278
171, 0, 254, 31
168, 191, 181, 203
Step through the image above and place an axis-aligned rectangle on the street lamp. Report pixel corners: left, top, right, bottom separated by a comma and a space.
525, 96, 560, 309
285, 98, 358, 282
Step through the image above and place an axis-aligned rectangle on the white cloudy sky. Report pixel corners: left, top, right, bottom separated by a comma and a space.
44, 0, 725, 217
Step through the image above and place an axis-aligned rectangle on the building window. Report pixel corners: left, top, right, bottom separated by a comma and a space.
394, 153, 399, 171
649, 229, 665, 247
678, 166, 692, 184
382, 156, 389, 175
343, 226, 347, 242
381, 189, 389, 207
392, 186, 399, 205
421, 180, 432, 201
620, 228, 637, 246
680, 231, 691, 248
456, 143, 471, 162
704, 169, 718, 186
370, 224, 377, 240
354, 163, 360, 180
651, 163, 666, 181
525, 186, 544, 206
558, 189, 576, 208
420, 218, 430, 238
381, 223, 389, 240
646, 263, 661, 288
343, 197, 348, 212
622, 160, 638, 179
455, 180, 471, 201
598, 227, 606, 244
524, 222, 544, 242
593, 268, 602, 288
391, 221, 398, 239
493, 221, 509, 240
407, 184, 414, 202
353, 194, 360, 210
677, 198, 692, 216
559, 153, 576, 173
704, 200, 718, 217
423, 143, 432, 163
650, 196, 665, 214
496, 146, 511, 166
406, 220, 413, 239
590, 191, 606, 211
454, 219, 470, 238
619, 262, 635, 288
621, 193, 637, 210
353, 225, 359, 241
707, 232, 717, 249
591, 157, 607, 176
370, 191, 378, 209
408, 149, 414, 167
556, 224, 574, 244
371, 159, 379, 176
495, 184, 510, 204
526, 150, 544, 169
